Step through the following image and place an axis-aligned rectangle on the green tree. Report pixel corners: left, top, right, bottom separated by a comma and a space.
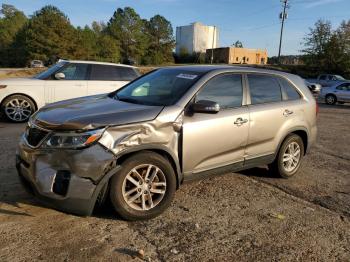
302, 19, 350, 76
76, 22, 120, 63
302, 19, 332, 67
76, 25, 98, 60
14, 5, 78, 66
107, 7, 147, 64
91, 21, 106, 34
175, 47, 197, 63
335, 20, 350, 71
144, 15, 174, 64
233, 40, 243, 48
0, 4, 27, 66
97, 34, 120, 63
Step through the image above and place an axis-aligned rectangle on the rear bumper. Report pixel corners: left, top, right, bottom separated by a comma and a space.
16, 138, 120, 216
306, 125, 317, 154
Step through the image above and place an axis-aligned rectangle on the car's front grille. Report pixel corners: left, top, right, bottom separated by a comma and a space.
25, 126, 49, 147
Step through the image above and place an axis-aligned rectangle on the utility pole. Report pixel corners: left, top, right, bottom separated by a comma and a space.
278, 0, 289, 64
211, 26, 216, 64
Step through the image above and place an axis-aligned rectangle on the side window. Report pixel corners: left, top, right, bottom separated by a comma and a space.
278, 77, 301, 100
337, 83, 350, 91
336, 84, 346, 91
59, 63, 88, 80
319, 75, 327, 80
196, 74, 243, 109
117, 67, 139, 81
90, 65, 118, 80
90, 65, 139, 81
248, 74, 282, 104
331, 76, 337, 81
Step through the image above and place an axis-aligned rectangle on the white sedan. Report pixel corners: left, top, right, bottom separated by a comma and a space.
0, 60, 140, 122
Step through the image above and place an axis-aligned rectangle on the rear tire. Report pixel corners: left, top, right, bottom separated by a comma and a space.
1, 94, 35, 122
109, 151, 176, 221
269, 134, 304, 178
325, 94, 337, 105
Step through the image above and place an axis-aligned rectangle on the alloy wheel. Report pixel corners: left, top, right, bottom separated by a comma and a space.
122, 164, 167, 211
282, 142, 301, 172
326, 95, 335, 105
5, 98, 32, 122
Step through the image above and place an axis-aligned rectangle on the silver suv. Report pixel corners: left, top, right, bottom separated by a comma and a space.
16, 66, 318, 220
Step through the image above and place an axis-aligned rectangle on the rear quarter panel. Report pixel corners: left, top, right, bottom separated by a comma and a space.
245, 73, 317, 159
283, 75, 317, 151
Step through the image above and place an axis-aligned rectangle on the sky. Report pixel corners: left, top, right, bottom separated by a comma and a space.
2, 0, 350, 56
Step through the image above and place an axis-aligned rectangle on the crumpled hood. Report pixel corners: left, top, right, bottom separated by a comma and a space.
32, 94, 164, 130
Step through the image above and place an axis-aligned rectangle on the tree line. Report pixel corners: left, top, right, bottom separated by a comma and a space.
302, 19, 350, 77
0, 4, 175, 67
1, 3, 349, 74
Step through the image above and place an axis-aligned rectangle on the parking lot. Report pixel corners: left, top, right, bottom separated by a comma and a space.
0, 103, 349, 261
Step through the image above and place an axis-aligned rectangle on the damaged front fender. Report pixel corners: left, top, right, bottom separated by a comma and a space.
99, 115, 183, 185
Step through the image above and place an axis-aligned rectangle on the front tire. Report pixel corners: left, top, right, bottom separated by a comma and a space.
269, 134, 304, 178
110, 151, 176, 221
325, 94, 337, 105
1, 95, 35, 122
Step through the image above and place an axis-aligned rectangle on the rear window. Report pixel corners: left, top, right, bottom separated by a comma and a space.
278, 77, 301, 100
90, 65, 139, 81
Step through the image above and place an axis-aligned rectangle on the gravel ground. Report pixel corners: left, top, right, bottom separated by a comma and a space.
0, 103, 349, 261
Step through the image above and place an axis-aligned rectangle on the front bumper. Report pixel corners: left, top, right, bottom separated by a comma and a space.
16, 137, 120, 216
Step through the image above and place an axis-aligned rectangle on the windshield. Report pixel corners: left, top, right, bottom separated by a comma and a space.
334, 75, 345, 80
115, 68, 205, 106
34, 61, 68, 80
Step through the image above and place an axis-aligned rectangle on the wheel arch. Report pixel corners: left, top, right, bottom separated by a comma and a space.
325, 93, 337, 99
1, 93, 38, 111
291, 130, 308, 155
276, 128, 309, 158
114, 145, 183, 189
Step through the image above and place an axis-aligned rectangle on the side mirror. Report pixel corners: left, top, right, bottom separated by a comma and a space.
192, 100, 220, 114
55, 72, 65, 80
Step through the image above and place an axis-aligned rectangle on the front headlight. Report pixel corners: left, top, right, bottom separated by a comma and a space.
44, 128, 104, 149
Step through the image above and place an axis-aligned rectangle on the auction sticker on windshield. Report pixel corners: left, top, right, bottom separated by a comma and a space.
176, 73, 198, 80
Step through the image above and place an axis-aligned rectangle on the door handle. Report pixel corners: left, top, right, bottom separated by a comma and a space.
234, 117, 248, 126
283, 109, 294, 116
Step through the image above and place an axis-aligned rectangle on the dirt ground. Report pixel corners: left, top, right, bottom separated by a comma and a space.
0, 102, 349, 261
